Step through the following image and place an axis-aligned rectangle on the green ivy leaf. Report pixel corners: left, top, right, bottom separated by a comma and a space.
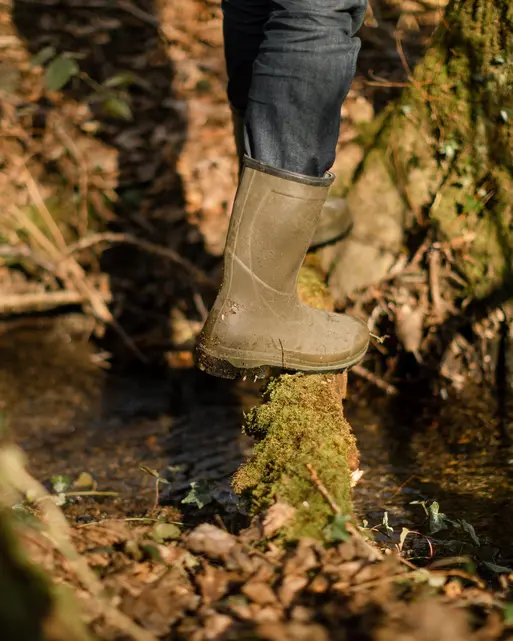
103, 71, 137, 88
31, 46, 56, 68
504, 603, 513, 626
44, 55, 79, 91
324, 514, 352, 543
101, 95, 132, 121
428, 501, 449, 534
181, 480, 215, 509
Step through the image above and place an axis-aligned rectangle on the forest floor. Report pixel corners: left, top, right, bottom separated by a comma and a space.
0, 0, 513, 639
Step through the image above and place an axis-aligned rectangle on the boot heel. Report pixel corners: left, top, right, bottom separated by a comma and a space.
194, 347, 270, 381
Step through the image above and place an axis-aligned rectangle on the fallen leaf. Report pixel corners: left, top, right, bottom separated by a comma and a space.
186, 524, 236, 560
262, 501, 296, 537
242, 580, 277, 606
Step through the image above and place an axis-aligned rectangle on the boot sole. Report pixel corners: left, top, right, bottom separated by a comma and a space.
194, 343, 368, 380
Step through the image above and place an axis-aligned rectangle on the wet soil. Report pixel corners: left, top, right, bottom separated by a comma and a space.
0, 320, 259, 519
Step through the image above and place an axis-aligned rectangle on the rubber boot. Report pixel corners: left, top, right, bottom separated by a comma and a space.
194, 157, 369, 379
230, 107, 353, 250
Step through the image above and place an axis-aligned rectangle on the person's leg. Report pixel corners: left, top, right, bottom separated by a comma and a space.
222, 0, 270, 171
222, 0, 271, 114
195, 0, 370, 379
246, 0, 367, 177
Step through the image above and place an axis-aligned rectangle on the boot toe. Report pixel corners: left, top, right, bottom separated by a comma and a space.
320, 312, 369, 364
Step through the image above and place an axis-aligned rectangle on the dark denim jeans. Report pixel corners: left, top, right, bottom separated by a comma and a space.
222, 0, 368, 177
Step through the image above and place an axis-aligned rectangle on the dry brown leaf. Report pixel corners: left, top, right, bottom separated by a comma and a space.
242, 580, 277, 606
278, 574, 309, 608
395, 301, 425, 358
186, 523, 237, 560
195, 563, 229, 605
262, 501, 297, 538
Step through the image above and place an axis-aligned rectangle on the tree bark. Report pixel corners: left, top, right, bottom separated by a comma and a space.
323, 0, 513, 307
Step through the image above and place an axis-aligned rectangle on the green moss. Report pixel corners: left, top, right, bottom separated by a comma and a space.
370, 0, 513, 300
355, 106, 393, 150
297, 264, 334, 311
233, 373, 357, 540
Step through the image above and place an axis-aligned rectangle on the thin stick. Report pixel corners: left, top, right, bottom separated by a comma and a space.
21, 164, 68, 252
306, 466, 383, 561
0, 290, 87, 314
53, 123, 90, 236
428, 246, 444, 320
0, 243, 57, 272
66, 232, 216, 288
306, 463, 341, 514
63, 491, 119, 497
351, 364, 399, 396
9, 207, 146, 362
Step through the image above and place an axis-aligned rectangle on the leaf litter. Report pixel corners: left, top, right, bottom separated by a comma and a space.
15, 501, 513, 641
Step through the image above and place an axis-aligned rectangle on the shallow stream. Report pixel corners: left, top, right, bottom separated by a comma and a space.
1, 320, 512, 564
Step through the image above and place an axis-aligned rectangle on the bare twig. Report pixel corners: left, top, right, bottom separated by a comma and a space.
306, 463, 341, 514
351, 364, 399, 396
308, 460, 382, 562
61, 491, 119, 497
21, 164, 68, 252
0, 289, 98, 315
428, 245, 444, 320
0, 243, 56, 272
347, 570, 410, 592
66, 232, 217, 288
53, 123, 90, 236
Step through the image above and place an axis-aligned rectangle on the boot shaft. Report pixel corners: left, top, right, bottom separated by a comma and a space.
224, 158, 333, 295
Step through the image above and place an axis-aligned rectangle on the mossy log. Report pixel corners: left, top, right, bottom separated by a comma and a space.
232, 263, 360, 540
323, 0, 513, 304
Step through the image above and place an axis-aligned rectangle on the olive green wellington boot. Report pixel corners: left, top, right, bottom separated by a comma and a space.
230, 107, 353, 249
194, 157, 369, 379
